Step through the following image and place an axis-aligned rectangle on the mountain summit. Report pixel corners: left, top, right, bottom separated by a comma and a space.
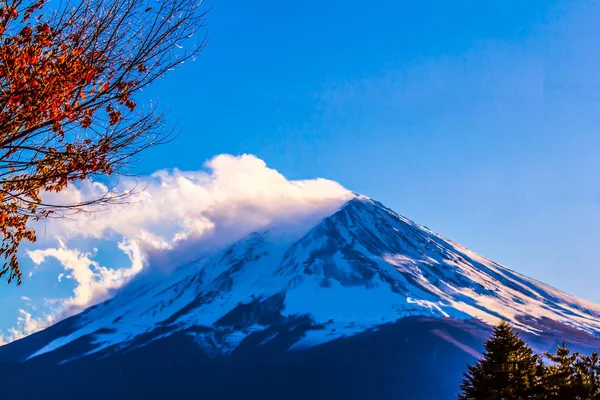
1, 197, 599, 399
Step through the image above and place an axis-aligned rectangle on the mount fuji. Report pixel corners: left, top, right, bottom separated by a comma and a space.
1, 197, 599, 399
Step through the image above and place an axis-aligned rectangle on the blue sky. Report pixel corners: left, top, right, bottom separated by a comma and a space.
3, 0, 600, 340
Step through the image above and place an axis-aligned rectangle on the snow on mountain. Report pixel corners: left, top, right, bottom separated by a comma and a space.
15, 196, 600, 362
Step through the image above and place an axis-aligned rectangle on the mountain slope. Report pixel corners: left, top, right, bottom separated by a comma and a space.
1, 197, 599, 399
3, 197, 600, 361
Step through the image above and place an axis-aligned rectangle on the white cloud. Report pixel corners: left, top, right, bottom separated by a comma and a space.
51, 154, 351, 248
1, 154, 353, 344
0, 309, 54, 346
27, 238, 143, 313
41, 154, 353, 273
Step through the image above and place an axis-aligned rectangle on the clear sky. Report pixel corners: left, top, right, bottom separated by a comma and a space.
2, 0, 600, 341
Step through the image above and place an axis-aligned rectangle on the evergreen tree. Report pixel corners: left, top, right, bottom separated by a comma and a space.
459, 321, 543, 400
574, 351, 600, 399
543, 342, 580, 399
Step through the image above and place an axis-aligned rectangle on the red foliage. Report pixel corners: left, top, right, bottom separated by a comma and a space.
0, 0, 206, 284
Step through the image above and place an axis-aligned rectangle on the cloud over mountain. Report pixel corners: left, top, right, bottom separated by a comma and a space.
0, 154, 353, 344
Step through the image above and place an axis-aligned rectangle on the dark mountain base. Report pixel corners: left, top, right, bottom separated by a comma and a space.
1, 318, 487, 400
2, 317, 598, 400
